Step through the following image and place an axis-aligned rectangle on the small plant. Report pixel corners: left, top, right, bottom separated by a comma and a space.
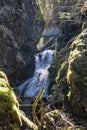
32, 86, 46, 130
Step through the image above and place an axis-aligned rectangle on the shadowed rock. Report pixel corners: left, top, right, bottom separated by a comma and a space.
41, 27, 60, 37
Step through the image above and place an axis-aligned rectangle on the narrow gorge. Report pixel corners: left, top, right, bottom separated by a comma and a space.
0, 0, 87, 130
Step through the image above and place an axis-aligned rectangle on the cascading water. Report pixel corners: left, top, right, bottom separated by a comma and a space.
18, 50, 55, 97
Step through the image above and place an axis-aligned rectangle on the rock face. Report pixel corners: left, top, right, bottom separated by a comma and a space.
48, 1, 87, 117
49, 44, 70, 108
0, 0, 44, 85
37, 0, 84, 52
67, 29, 87, 117
81, 1, 87, 30
49, 28, 87, 117
37, 0, 87, 52
0, 25, 24, 84
1, 0, 83, 86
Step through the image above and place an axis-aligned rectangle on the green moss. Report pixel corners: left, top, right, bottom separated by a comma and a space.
0, 71, 22, 130
56, 60, 68, 84
67, 89, 72, 100
81, 2, 87, 30
35, 10, 43, 21
49, 27, 87, 117
49, 46, 70, 86
67, 29, 87, 117
49, 46, 70, 108
36, 0, 47, 16
37, 37, 49, 50
82, 21, 87, 31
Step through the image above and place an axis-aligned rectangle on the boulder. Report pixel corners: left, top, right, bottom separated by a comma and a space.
67, 29, 87, 117
49, 29, 87, 117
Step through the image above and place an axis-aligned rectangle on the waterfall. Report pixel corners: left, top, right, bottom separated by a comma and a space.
18, 50, 55, 97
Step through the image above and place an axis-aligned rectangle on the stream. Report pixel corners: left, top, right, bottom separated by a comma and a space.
18, 49, 55, 97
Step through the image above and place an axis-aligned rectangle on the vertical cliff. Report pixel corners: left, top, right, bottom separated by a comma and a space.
0, 0, 44, 85
49, 0, 87, 118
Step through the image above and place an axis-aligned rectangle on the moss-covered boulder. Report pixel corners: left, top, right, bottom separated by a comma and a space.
0, 71, 39, 130
49, 45, 70, 107
67, 29, 87, 117
0, 71, 22, 130
49, 28, 87, 117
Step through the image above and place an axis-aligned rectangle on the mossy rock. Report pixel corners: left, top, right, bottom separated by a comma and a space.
49, 28, 87, 117
67, 29, 87, 117
0, 71, 22, 130
49, 45, 70, 109
35, 8, 43, 22
49, 46, 70, 85
81, 1, 87, 30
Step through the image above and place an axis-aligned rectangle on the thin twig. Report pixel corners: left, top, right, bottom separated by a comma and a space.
59, 112, 75, 128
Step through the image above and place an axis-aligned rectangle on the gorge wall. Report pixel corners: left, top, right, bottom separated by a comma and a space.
49, 0, 87, 117
0, 0, 85, 86
0, 0, 44, 86
0, 0, 87, 128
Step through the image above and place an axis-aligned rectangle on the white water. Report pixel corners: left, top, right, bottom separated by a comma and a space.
18, 50, 55, 97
